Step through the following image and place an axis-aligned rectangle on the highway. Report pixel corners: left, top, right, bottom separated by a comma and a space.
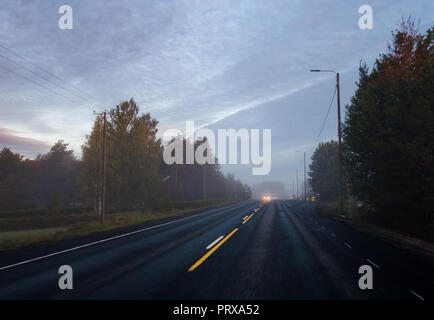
0, 200, 432, 300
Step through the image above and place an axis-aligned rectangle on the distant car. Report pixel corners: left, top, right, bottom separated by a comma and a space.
262, 195, 271, 203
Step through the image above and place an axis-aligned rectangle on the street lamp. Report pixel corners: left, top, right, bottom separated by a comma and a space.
310, 69, 344, 217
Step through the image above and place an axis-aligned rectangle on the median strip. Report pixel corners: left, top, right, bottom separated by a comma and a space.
188, 228, 239, 272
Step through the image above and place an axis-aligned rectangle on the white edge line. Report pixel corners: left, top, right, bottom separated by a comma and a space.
242, 215, 248, 220
409, 289, 425, 301
0, 202, 251, 272
366, 258, 381, 270
206, 236, 224, 250
344, 242, 352, 249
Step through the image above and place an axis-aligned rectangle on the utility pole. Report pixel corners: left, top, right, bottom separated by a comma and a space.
202, 137, 207, 200
303, 151, 307, 201
296, 150, 307, 201
296, 168, 299, 200
100, 111, 107, 224
336, 73, 344, 217
310, 70, 344, 216
203, 164, 206, 200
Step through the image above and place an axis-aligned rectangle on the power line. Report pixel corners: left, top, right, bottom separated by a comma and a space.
0, 64, 76, 101
0, 53, 89, 103
0, 43, 97, 101
310, 85, 337, 155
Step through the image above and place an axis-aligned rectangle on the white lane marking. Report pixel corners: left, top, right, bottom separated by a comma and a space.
330, 233, 336, 238
409, 289, 425, 301
0, 202, 253, 272
344, 242, 352, 249
321, 226, 326, 230
206, 236, 224, 250
242, 215, 248, 220
366, 258, 381, 270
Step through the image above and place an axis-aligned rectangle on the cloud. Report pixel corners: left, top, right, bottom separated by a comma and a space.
0, 0, 432, 187
0, 126, 50, 157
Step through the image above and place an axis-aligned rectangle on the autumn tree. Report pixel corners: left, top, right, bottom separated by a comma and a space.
80, 99, 162, 211
343, 19, 434, 223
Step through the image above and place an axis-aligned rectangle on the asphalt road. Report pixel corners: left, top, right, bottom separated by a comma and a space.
0, 200, 432, 300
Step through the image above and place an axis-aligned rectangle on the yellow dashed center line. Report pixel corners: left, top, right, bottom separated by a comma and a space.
188, 228, 239, 272
242, 213, 255, 224
188, 205, 262, 272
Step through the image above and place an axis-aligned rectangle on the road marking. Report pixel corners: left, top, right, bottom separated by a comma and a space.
242, 213, 254, 224
321, 226, 326, 230
206, 236, 224, 250
0, 202, 250, 272
409, 289, 425, 301
344, 242, 352, 249
330, 233, 336, 238
366, 258, 381, 270
188, 228, 239, 272
242, 215, 248, 220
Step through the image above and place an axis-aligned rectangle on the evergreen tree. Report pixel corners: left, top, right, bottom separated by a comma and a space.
343, 19, 434, 223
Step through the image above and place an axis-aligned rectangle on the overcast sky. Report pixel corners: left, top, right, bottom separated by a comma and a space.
1, 0, 433, 194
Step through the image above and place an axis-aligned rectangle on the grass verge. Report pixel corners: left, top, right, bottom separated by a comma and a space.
0, 201, 235, 252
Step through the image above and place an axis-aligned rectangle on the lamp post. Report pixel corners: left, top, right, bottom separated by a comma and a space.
310, 70, 344, 216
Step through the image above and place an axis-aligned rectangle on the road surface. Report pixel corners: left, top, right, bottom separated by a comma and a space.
0, 200, 432, 300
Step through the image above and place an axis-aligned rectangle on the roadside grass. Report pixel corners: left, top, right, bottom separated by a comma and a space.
0, 201, 234, 252
0, 227, 70, 247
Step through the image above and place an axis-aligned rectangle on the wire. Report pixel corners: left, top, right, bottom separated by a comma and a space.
0, 53, 89, 103
0, 43, 97, 101
0, 64, 76, 101
310, 85, 337, 155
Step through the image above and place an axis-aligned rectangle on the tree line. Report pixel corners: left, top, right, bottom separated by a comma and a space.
308, 19, 433, 225
0, 99, 251, 214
